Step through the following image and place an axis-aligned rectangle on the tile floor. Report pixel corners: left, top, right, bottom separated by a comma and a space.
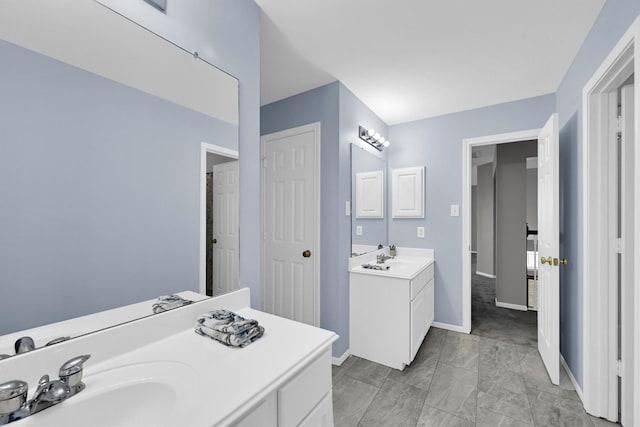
332, 256, 620, 426
332, 328, 619, 426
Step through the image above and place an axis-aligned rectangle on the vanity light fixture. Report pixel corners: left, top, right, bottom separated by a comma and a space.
359, 126, 390, 151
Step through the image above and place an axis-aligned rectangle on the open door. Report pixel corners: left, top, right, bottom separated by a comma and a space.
537, 113, 560, 385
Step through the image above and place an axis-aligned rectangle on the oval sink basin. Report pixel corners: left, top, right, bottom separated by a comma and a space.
21, 361, 200, 427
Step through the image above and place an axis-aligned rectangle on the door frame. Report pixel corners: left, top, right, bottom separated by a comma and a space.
462, 128, 541, 333
581, 16, 640, 420
260, 122, 321, 327
199, 142, 239, 294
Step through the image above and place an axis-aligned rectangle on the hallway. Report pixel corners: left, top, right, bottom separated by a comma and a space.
470, 254, 537, 347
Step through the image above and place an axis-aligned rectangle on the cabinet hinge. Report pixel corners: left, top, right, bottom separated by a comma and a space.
262, 157, 268, 168
617, 115, 622, 141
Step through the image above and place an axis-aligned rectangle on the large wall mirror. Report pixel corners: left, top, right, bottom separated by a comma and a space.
0, 1, 239, 356
350, 144, 388, 256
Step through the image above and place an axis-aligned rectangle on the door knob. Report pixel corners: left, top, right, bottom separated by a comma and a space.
212, 239, 217, 244
302, 250, 311, 258
540, 256, 551, 265
559, 258, 568, 265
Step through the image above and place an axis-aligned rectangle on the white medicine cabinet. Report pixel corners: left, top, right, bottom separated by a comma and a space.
392, 166, 425, 218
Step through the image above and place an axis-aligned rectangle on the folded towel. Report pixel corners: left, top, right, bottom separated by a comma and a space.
196, 309, 259, 335
194, 309, 264, 347
152, 294, 193, 314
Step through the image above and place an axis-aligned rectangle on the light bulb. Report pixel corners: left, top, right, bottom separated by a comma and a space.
367, 128, 376, 137
373, 133, 380, 141
379, 137, 386, 144
383, 140, 390, 147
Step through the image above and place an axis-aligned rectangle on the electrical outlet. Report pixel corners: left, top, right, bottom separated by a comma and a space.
356, 225, 363, 236
345, 201, 351, 216
417, 227, 425, 238
450, 204, 459, 217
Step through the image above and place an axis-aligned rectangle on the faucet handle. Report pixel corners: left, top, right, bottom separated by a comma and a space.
0, 380, 28, 416
14, 337, 35, 355
58, 355, 91, 387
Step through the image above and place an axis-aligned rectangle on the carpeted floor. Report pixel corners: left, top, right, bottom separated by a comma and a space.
471, 254, 538, 347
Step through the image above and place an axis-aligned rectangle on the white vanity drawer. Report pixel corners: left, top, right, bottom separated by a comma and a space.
230, 392, 277, 427
278, 350, 332, 427
299, 392, 333, 427
410, 263, 434, 299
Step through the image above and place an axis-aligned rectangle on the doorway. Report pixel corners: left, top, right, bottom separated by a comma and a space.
470, 141, 538, 347
582, 18, 637, 423
463, 117, 562, 386
199, 143, 239, 297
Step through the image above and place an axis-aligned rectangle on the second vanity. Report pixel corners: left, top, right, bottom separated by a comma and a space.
349, 248, 434, 370
0, 289, 337, 426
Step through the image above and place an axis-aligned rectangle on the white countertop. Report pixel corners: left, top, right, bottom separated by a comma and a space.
10, 291, 337, 427
350, 255, 434, 279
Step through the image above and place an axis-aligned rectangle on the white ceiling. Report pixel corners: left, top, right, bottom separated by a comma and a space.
257, 0, 606, 125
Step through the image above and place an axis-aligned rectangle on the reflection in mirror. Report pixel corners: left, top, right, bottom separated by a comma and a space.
351, 144, 388, 256
203, 148, 240, 297
0, 2, 239, 352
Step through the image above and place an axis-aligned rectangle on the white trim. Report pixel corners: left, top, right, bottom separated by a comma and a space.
462, 128, 541, 333
561, 354, 585, 404
432, 321, 469, 334
199, 143, 239, 295
494, 299, 528, 312
332, 349, 351, 366
260, 122, 322, 327
475, 271, 496, 279
581, 16, 640, 419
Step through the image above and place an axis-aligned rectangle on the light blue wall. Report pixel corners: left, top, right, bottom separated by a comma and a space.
388, 94, 555, 326
0, 0, 260, 334
555, 0, 640, 388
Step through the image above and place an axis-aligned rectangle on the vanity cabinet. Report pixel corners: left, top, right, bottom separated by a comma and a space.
350, 260, 434, 370
232, 350, 333, 427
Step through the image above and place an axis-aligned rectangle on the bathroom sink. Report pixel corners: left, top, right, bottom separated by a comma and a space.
20, 361, 200, 427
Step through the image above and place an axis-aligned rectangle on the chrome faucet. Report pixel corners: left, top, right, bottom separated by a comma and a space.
376, 254, 393, 264
0, 354, 90, 425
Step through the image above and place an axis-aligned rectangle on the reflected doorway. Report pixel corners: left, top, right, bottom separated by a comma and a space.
200, 143, 239, 297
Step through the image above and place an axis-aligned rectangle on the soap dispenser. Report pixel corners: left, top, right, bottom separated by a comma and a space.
389, 245, 396, 257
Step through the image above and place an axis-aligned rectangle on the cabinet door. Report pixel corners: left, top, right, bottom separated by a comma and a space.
425, 279, 434, 327
299, 392, 334, 427
410, 287, 427, 361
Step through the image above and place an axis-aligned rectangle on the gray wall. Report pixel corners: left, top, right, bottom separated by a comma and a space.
495, 141, 537, 307
476, 163, 495, 276
471, 186, 477, 252
526, 167, 538, 230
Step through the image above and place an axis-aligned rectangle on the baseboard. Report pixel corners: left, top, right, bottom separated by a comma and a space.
561, 354, 584, 403
332, 349, 350, 366
432, 321, 470, 334
476, 271, 496, 279
495, 298, 528, 311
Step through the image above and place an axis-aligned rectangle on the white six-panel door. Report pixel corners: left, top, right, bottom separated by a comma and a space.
262, 123, 320, 326
211, 160, 239, 296
537, 113, 560, 385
